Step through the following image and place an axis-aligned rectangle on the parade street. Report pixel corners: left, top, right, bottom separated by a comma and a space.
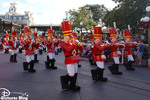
0, 51, 150, 100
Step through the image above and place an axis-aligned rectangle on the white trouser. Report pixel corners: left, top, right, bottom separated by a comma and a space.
34, 50, 38, 54
4, 46, 9, 49
127, 55, 134, 61
55, 47, 58, 51
66, 63, 78, 76
26, 55, 34, 63
48, 53, 55, 59
11, 50, 17, 55
19, 46, 22, 49
96, 61, 104, 69
39, 47, 43, 50
113, 56, 120, 64
43, 45, 46, 48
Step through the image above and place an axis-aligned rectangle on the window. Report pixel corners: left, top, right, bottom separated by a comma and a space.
19, 17, 22, 20
13, 17, 16, 20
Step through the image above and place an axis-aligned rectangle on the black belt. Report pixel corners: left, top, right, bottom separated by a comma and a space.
95, 54, 102, 56
111, 51, 117, 52
65, 54, 73, 57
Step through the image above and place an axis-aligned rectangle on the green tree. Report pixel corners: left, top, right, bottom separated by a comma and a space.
104, 0, 150, 30
83, 4, 108, 23
69, 7, 97, 31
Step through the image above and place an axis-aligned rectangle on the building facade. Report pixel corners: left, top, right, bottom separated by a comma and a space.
0, 2, 34, 27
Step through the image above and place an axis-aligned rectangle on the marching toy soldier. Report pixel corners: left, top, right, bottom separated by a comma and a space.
72, 32, 84, 67
18, 33, 23, 53
45, 28, 57, 69
124, 30, 136, 70
54, 35, 59, 55
9, 27, 19, 62
38, 35, 43, 54
108, 28, 124, 75
3, 32, 9, 54
43, 36, 47, 52
22, 27, 36, 73
60, 21, 81, 91
33, 30, 39, 63
91, 26, 108, 82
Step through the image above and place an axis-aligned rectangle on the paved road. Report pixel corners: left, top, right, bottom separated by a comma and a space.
0, 51, 150, 100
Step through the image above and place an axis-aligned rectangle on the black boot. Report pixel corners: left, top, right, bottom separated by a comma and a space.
91, 69, 98, 80
28, 60, 36, 73
13, 54, 17, 62
124, 61, 130, 70
60, 74, 71, 90
4, 49, 6, 53
69, 73, 80, 91
45, 59, 51, 69
78, 62, 81, 67
96, 68, 107, 82
10, 55, 13, 62
115, 64, 122, 75
6, 49, 9, 54
128, 61, 135, 71
108, 64, 117, 74
19, 48, 22, 53
50, 59, 57, 69
39, 49, 42, 54
23, 62, 29, 71
34, 54, 39, 63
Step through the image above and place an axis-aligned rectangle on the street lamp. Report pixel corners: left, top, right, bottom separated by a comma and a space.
80, 22, 83, 42
145, 6, 150, 67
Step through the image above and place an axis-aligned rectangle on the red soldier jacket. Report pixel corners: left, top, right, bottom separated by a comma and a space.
22, 40, 36, 55
74, 44, 84, 55
3, 39, 9, 46
9, 40, 19, 50
124, 43, 136, 55
110, 42, 124, 57
92, 43, 107, 62
60, 42, 81, 65
46, 40, 56, 53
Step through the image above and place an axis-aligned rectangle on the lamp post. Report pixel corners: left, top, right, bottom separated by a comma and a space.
80, 22, 83, 42
144, 6, 150, 67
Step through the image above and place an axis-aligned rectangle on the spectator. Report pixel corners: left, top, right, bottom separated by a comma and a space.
137, 41, 145, 65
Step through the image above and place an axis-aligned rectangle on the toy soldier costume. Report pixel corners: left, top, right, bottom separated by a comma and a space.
22, 27, 36, 73
60, 21, 81, 91
124, 30, 136, 70
91, 26, 108, 82
9, 27, 19, 62
45, 28, 57, 69
108, 28, 124, 75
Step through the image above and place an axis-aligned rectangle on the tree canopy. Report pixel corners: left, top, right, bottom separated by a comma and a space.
104, 0, 150, 30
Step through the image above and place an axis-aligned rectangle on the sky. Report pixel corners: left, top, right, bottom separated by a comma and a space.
0, 0, 118, 25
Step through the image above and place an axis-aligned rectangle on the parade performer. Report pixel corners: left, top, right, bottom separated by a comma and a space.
54, 35, 59, 55
9, 27, 19, 62
45, 28, 57, 69
57, 36, 62, 53
108, 28, 124, 75
72, 32, 84, 67
38, 35, 43, 54
18, 33, 23, 53
91, 26, 108, 82
33, 30, 39, 63
60, 21, 81, 91
124, 30, 136, 70
43, 36, 47, 52
3, 32, 9, 54
22, 27, 36, 73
